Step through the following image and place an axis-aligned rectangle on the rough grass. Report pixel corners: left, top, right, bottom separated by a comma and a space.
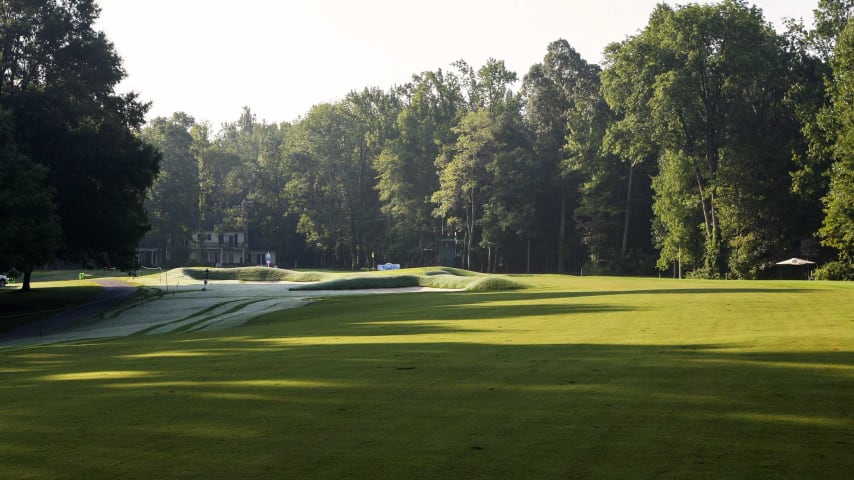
1, 276, 852, 479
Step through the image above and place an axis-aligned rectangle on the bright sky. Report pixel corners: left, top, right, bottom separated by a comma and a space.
95, 0, 816, 128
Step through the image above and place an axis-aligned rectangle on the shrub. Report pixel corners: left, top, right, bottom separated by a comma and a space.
813, 261, 854, 281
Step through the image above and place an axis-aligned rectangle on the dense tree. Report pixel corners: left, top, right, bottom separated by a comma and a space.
141, 113, 199, 265
603, 0, 801, 278
375, 70, 460, 264
433, 60, 519, 270
128, 1, 846, 280
0, 0, 160, 277
819, 18, 854, 262
283, 99, 386, 269
0, 108, 62, 290
522, 40, 584, 273
478, 96, 538, 272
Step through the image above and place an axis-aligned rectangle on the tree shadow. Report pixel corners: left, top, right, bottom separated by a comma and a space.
2, 337, 851, 479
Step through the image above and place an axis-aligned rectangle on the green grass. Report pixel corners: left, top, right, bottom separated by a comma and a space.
180, 265, 528, 291
0, 280, 103, 332
1, 276, 853, 479
182, 266, 330, 283
287, 267, 529, 291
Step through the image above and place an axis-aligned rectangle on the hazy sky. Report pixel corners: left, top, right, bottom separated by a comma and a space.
95, 0, 817, 128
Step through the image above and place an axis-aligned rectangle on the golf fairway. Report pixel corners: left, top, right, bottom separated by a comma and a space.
1, 275, 852, 479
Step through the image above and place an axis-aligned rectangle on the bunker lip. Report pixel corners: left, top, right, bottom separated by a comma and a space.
0, 280, 458, 349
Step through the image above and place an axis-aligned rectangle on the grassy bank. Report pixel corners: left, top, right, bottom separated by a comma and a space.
287, 267, 528, 291
0, 276, 852, 479
180, 266, 529, 291
182, 266, 329, 283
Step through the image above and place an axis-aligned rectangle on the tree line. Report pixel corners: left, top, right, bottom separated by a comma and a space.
2, 1, 853, 290
144, 0, 853, 279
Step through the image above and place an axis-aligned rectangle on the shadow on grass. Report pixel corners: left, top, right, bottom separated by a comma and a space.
1, 337, 851, 479
458, 287, 815, 304
0, 286, 104, 334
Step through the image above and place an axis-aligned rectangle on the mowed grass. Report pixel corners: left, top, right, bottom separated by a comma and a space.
1, 275, 853, 479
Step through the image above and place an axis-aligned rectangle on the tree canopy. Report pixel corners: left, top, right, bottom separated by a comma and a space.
6, 0, 852, 282
0, 0, 160, 289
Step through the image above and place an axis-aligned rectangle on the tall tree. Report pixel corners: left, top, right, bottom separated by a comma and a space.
522, 40, 600, 273
433, 110, 498, 269
478, 95, 537, 273
0, 108, 61, 290
0, 0, 160, 273
375, 69, 462, 264
141, 113, 199, 265
603, 0, 800, 278
819, 18, 854, 262
284, 100, 384, 269
433, 60, 518, 270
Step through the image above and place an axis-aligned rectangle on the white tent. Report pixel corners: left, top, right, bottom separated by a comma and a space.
775, 257, 816, 266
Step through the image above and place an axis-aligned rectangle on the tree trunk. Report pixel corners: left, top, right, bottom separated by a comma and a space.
695, 173, 712, 238
621, 162, 635, 257
557, 187, 567, 274
471, 197, 476, 270
22, 268, 33, 291
526, 236, 531, 274
708, 188, 722, 275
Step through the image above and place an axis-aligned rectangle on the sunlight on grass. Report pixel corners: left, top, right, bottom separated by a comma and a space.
103, 379, 351, 389
250, 335, 460, 347
9, 353, 70, 359
726, 412, 853, 428
119, 350, 225, 359
40, 370, 156, 381
195, 391, 285, 401
1, 275, 852, 479
690, 358, 854, 373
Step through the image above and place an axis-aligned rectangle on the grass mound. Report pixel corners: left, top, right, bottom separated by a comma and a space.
460, 275, 528, 291
182, 267, 328, 283
289, 269, 528, 291
424, 266, 481, 277
178, 266, 527, 291
289, 274, 422, 291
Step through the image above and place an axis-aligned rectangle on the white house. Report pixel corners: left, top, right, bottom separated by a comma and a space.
139, 231, 277, 268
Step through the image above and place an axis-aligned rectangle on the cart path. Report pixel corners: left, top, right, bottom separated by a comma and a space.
0, 279, 135, 346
